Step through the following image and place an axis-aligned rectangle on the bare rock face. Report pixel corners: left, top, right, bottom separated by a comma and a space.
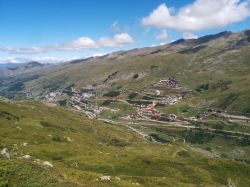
1, 148, 10, 159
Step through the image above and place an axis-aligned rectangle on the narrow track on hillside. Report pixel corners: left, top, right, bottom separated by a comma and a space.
98, 118, 158, 142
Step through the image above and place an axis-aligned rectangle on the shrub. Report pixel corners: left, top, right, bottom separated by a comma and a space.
235, 138, 250, 146
156, 103, 165, 107
212, 124, 224, 130
149, 133, 169, 143
52, 155, 63, 160
58, 99, 67, 106
109, 138, 129, 147
177, 150, 191, 157
128, 92, 137, 99
183, 129, 214, 144
142, 95, 152, 100
52, 135, 62, 142
40, 121, 65, 131
205, 147, 212, 151
103, 90, 120, 97
196, 83, 209, 92
150, 65, 158, 69
0, 111, 20, 121
181, 108, 189, 113
133, 74, 139, 79
102, 100, 112, 106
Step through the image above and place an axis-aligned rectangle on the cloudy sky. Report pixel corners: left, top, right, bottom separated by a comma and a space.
0, 0, 250, 63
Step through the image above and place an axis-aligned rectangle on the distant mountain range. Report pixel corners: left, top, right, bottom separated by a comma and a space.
0, 63, 18, 69
0, 61, 45, 70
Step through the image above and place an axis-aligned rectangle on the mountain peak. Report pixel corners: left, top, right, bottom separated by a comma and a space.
24, 61, 44, 68
171, 31, 233, 46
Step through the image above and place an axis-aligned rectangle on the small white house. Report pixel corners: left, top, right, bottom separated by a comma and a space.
155, 90, 161, 96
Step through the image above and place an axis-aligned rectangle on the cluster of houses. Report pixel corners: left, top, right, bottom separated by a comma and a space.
71, 100, 119, 119
70, 98, 99, 119
70, 85, 97, 101
68, 86, 98, 118
196, 112, 209, 120
71, 92, 96, 102
38, 80, 187, 123
192, 108, 222, 120
158, 113, 177, 121
41, 84, 97, 102
125, 101, 177, 122
69, 89, 120, 119
136, 102, 160, 118
153, 76, 180, 89
39, 84, 123, 119
208, 108, 222, 117
160, 95, 182, 105
42, 91, 63, 101
144, 76, 180, 90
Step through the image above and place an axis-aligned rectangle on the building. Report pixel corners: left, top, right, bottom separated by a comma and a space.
155, 90, 161, 96
83, 85, 94, 92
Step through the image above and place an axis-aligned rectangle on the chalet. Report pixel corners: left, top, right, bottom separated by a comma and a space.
83, 85, 94, 92
160, 95, 182, 105
154, 76, 180, 88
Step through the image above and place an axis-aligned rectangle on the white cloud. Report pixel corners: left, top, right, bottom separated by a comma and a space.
32, 56, 80, 63
142, 0, 250, 38
98, 33, 134, 47
57, 37, 97, 51
110, 21, 120, 32
1, 47, 45, 54
0, 56, 80, 64
91, 53, 107, 57
183, 32, 198, 39
1, 33, 134, 54
0, 57, 20, 64
99, 37, 118, 47
155, 29, 168, 41
113, 33, 134, 44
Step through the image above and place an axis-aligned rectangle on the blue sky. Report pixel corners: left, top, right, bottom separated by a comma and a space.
0, 0, 250, 63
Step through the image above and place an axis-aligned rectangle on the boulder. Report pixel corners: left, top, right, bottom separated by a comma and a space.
1, 148, 10, 159
66, 137, 72, 142
42, 161, 53, 168
100, 176, 111, 181
22, 155, 31, 159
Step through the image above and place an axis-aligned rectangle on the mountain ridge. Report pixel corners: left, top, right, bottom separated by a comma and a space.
0, 29, 250, 115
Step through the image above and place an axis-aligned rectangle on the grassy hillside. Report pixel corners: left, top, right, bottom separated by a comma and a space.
0, 100, 250, 186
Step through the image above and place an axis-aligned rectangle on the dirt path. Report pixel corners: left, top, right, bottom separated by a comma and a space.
98, 118, 157, 142
93, 98, 133, 106
222, 113, 250, 120
121, 119, 250, 138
